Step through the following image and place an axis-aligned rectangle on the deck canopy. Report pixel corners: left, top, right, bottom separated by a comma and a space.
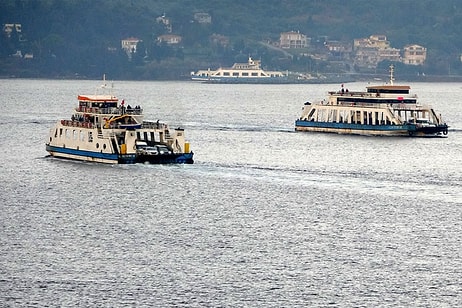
77, 95, 118, 102
366, 85, 410, 94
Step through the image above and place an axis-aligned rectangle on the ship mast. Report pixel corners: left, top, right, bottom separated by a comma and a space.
389, 64, 395, 85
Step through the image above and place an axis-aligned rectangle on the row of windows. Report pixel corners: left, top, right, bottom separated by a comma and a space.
53, 128, 109, 150
216, 72, 283, 77
55, 128, 93, 142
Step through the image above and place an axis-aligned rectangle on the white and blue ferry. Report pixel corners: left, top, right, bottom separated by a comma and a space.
295, 66, 449, 137
46, 78, 194, 164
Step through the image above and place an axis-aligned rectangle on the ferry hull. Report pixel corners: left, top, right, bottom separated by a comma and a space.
46, 144, 193, 164
192, 76, 289, 84
295, 121, 409, 136
294, 120, 448, 137
191, 76, 352, 84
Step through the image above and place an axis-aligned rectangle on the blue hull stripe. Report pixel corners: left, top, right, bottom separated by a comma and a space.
46, 145, 119, 161
295, 120, 412, 132
46, 145, 194, 164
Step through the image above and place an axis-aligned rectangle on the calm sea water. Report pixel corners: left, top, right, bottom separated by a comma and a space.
0, 79, 461, 307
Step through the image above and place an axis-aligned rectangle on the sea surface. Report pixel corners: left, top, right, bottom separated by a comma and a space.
0, 79, 461, 307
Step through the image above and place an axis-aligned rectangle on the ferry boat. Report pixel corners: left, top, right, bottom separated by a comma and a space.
191, 57, 288, 83
295, 66, 449, 137
45, 78, 194, 164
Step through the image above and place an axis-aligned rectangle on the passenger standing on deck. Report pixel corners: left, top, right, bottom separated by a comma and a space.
121, 99, 126, 114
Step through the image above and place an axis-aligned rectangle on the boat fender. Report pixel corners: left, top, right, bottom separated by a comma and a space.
443, 128, 448, 135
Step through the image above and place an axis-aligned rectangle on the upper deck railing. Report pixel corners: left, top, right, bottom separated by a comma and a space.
75, 106, 143, 115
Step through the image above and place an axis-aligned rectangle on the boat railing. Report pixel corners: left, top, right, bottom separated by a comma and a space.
391, 103, 430, 111
75, 106, 120, 115
142, 121, 166, 130
329, 91, 418, 99
329, 91, 373, 97
125, 108, 143, 115
331, 102, 390, 108
61, 120, 93, 128
346, 102, 425, 110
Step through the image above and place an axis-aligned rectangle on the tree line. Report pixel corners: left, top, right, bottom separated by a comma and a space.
1, 0, 462, 79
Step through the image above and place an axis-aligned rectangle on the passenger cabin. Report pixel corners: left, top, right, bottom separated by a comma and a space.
328, 85, 417, 106
76, 95, 118, 114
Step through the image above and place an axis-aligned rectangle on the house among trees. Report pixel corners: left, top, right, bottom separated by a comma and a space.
121, 37, 142, 59
353, 34, 427, 67
378, 47, 401, 62
157, 34, 182, 45
324, 40, 352, 60
3, 23, 22, 38
354, 34, 390, 49
354, 34, 401, 68
402, 44, 427, 65
279, 31, 308, 49
194, 12, 212, 24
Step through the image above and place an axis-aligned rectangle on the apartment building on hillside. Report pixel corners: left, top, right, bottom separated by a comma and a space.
280, 31, 308, 49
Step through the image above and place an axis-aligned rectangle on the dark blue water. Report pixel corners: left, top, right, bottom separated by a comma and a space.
1, 79, 461, 307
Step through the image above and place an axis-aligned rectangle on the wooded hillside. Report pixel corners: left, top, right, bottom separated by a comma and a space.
2, 0, 462, 79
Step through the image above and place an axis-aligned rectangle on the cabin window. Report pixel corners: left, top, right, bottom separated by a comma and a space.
103, 144, 107, 150
223, 72, 230, 76
233, 72, 239, 77
251, 72, 258, 77
88, 132, 93, 142
65, 129, 71, 139
242, 72, 249, 76
80, 131, 85, 141
96, 143, 100, 149
54, 129, 58, 138
73, 130, 78, 140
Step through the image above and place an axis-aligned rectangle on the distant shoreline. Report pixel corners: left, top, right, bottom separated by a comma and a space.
1, 73, 462, 83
